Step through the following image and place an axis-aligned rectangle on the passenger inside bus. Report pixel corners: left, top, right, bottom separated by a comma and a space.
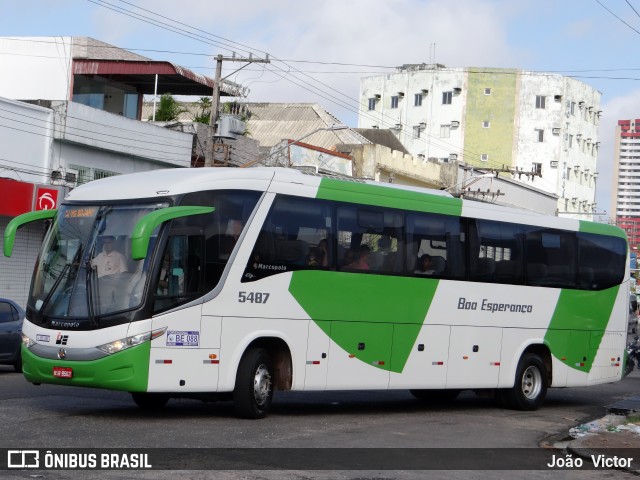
415, 254, 436, 275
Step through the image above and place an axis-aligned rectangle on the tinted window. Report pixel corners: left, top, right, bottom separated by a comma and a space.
470, 220, 528, 284
577, 232, 626, 290
526, 229, 576, 288
406, 212, 465, 279
337, 205, 403, 273
244, 196, 334, 282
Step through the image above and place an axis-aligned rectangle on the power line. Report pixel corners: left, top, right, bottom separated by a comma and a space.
595, 0, 640, 35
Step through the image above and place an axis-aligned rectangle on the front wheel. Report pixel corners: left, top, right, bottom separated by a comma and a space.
233, 348, 274, 419
497, 353, 547, 411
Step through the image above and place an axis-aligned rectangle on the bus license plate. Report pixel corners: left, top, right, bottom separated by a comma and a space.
53, 366, 73, 379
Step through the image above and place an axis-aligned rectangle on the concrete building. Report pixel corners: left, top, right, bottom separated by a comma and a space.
611, 119, 640, 248
359, 64, 601, 218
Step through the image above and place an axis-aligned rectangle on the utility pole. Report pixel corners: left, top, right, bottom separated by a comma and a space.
207, 54, 270, 167
209, 53, 270, 130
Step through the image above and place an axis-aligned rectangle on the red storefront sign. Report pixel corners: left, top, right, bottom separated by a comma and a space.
0, 178, 63, 216
0, 179, 35, 216
35, 187, 59, 211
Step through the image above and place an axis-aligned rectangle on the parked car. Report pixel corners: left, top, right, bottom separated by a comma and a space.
0, 298, 25, 372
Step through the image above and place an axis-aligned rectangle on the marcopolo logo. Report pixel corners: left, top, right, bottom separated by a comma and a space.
7, 450, 40, 468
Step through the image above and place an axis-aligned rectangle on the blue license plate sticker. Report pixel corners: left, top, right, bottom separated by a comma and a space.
166, 330, 199, 347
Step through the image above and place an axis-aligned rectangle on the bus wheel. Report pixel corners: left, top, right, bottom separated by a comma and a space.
498, 353, 547, 411
410, 389, 460, 403
234, 348, 274, 419
131, 392, 169, 410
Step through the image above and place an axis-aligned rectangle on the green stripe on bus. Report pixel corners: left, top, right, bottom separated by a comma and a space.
544, 286, 620, 373
579, 220, 627, 240
289, 271, 438, 373
21, 342, 151, 392
316, 178, 463, 217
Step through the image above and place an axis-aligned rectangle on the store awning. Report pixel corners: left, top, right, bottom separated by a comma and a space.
73, 59, 244, 97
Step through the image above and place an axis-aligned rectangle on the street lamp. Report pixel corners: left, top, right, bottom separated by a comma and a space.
241, 124, 349, 168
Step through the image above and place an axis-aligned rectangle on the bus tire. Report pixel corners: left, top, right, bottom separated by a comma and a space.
498, 353, 547, 411
410, 389, 460, 403
131, 392, 169, 410
233, 348, 273, 419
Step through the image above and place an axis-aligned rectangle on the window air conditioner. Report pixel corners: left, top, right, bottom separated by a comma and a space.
65, 168, 79, 186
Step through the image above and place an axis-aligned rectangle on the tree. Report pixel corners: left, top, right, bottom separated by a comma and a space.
192, 96, 212, 124
149, 93, 187, 122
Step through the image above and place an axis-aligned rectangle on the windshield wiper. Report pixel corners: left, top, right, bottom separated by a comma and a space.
86, 260, 99, 327
38, 262, 71, 317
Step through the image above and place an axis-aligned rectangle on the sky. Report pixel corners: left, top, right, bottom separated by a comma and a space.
3, 0, 640, 220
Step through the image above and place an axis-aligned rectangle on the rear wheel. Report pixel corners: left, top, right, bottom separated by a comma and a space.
498, 353, 547, 410
131, 392, 169, 410
233, 348, 273, 419
410, 389, 460, 403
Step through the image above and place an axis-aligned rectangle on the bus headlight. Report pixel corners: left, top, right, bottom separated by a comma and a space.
97, 327, 167, 355
22, 333, 35, 348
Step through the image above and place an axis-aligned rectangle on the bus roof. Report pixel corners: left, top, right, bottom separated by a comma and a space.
63, 167, 626, 239
65, 167, 454, 202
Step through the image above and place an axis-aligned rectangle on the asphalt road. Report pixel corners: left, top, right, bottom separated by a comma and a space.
2, 365, 640, 479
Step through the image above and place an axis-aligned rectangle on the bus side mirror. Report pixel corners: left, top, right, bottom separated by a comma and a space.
4, 209, 57, 257
130, 206, 214, 260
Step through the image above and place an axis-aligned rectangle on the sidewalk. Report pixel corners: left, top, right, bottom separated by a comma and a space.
558, 394, 640, 470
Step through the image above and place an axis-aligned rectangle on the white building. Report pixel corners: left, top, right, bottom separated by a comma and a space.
359, 64, 601, 218
0, 36, 235, 305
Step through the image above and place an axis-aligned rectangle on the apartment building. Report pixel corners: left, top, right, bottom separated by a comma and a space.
612, 119, 640, 248
359, 64, 601, 218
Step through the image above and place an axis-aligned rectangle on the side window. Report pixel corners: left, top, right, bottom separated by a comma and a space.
577, 232, 626, 290
406, 212, 465, 279
469, 220, 527, 284
526, 229, 576, 288
337, 205, 404, 273
0, 302, 14, 323
244, 195, 333, 282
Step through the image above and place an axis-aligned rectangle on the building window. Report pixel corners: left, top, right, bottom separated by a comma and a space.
568, 134, 573, 148
368, 98, 376, 111
483, 121, 490, 128
442, 91, 452, 105
391, 96, 399, 109
569, 101, 576, 116
535, 129, 544, 142
413, 126, 421, 138
484, 88, 491, 95
440, 124, 451, 138
414, 93, 423, 107
532, 163, 542, 176
480, 154, 489, 162
535, 95, 546, 109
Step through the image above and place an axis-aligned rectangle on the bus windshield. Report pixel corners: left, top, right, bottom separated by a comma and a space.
30, 202, 167, 322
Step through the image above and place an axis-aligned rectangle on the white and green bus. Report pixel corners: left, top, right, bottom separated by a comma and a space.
4, 168, 629, 418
